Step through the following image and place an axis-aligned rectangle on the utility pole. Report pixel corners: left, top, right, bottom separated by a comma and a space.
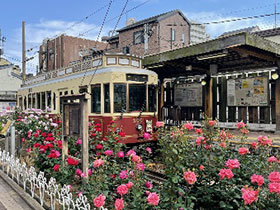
22, 21, 26, 82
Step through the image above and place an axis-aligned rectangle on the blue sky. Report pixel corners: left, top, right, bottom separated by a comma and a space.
0, 0, 278, 73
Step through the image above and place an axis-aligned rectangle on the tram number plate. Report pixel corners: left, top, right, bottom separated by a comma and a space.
146, 120, 153, 133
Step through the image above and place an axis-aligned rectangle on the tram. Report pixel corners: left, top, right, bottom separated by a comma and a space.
17, 54, 158, 143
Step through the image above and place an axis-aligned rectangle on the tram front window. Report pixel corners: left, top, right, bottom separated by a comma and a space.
114, 84, 126, 113
129, 84, 146, 112
91, 85, 101, 113
148, 85, 156, 112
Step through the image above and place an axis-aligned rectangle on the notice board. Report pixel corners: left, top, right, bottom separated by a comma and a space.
174, 83, 203, 107
227, 77, 269, 106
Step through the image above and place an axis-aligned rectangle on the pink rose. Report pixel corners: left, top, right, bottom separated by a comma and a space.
184, 122, 194, 130
250, 174, 264, 187
75, 168, 82, 176
88, 169, 92, 176
76, 138, 82, 145
241, 187, 258, 205
117, 184, 128, 196
225, 159, 240, 169
93, 194, 106, 208
145, 181, 153, 189
208, 120, 216, 127
219, 142, 226, 148
269, 182, 280, 194
195, 128, 203, 134
268, 171, 280, 183
147, 192, 160, 206
236, 121, 246, 129
93, 159, 104, 168
104, 150, 113, 156
117, 151, 124, 158
196, 136, 204, 146
126, 181, 133, 189
239, 147, 249, 155
119, 170, 128, 179
219, 169, 234, 180
77, 192, 83, 197
131, 155, 142, 163
115, 198, 124, 210
143, 132, 151, 140
146, 147, 152, 154
126, 149, 136, 157
183, 171, 197, 184
199, 165, 204, 171
136, 163, 145, 171
250, 142, 258, 149
268, 156, 278, 163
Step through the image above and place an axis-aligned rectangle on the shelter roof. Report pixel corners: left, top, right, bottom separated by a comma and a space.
143, 32, 280, 78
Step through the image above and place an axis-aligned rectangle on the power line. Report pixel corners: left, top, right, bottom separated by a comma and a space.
79, 0, 115, 87
86, 0, 130, 87
198, 12, 280, 25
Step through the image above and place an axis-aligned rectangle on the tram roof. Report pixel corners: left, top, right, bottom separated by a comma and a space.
20, 67, 157, 90
143, 32, 280, 78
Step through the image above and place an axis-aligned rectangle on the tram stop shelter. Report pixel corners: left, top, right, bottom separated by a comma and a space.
143, 32, 280, 132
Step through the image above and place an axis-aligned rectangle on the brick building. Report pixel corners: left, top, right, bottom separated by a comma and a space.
39, 35, 107, 72
103, 10, 191, 56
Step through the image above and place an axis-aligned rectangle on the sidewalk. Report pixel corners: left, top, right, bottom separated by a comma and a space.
0, 175, 32, 210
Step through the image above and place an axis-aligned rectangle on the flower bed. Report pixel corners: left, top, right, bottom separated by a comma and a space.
2, 111, 280, 209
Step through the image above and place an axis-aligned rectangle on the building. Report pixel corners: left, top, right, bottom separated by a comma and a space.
219, 26, 260, 37
189, 21, 210, 44
0, 58, 22, 111
103, 9, 191, 56
254, 27, 280, 44
39, 34, 107, 72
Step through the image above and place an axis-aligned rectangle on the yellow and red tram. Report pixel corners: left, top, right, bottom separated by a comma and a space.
17, 54, 158, 143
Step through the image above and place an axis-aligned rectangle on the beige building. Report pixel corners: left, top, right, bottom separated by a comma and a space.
0, 58, 22, 111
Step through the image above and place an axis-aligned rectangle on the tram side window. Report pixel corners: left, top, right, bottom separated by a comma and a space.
114, 84, 126, 113
42, 92, 46, 110
129, 84, 146, 112
53, 93, 56, 110
32, 94, 36, 108
91, 85, 101, 113
104, 84, 110, 113
148, 85, 156, 112
36, 93, 40, 109
24, 96, 27, 110
28, 94, 31, 109
47, 91, 51, 109
19, 97, 23, 110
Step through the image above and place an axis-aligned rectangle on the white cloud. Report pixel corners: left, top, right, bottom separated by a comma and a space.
5, 19, 112, 74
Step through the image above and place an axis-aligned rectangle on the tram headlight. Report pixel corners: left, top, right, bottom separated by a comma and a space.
136, 124, 143, 131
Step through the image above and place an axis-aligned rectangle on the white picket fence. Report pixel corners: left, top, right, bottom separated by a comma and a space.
0, 149, 101, 210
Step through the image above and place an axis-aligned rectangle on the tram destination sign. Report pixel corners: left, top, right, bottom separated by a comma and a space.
174, 83, 203, 107
227, 76, 269, 107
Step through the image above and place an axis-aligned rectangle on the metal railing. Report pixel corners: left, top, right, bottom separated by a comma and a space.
0, 149, 102, 210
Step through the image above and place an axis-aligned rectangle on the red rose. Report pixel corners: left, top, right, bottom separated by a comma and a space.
53, 164, 59, 172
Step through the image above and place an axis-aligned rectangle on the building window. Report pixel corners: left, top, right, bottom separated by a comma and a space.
42, 92, 46, 110
53, 93, 56, 110
104, 84, 110, 113
32, 94, 36, 108
47, 91, 51, 109
28, 94, 31, 109
181, 33, 185, 44
133, 30, 144, 45
114, 84, 126, 113
171, 28, 175, 41
36, 93, 40, 109
91, 85, 101, 113
122, 46, 130, 54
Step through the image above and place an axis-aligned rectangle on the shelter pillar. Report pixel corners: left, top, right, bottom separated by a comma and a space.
205, 78, 213, 119
81, 96, 89, 178
276, 77, 280, 132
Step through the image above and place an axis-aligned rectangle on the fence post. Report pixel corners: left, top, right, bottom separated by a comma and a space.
10, 126, 15, 156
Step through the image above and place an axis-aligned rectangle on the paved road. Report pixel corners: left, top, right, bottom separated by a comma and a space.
0, 176, 32, 210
